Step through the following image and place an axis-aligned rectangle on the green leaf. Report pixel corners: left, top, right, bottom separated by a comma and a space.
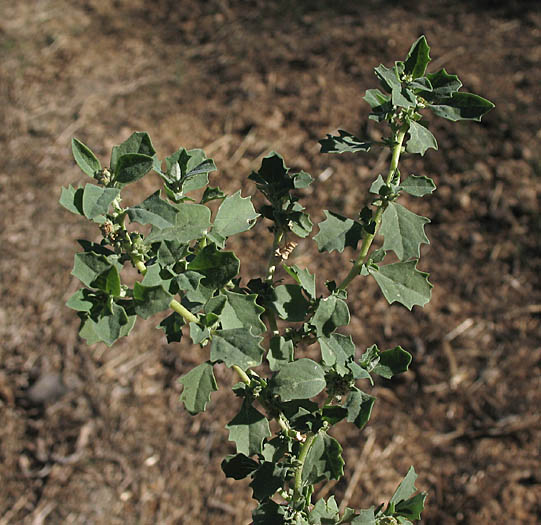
424, 68, 462, 100
293, 170, 313, 188
79, 302, 135, 347
248, 152, 293, 202
252, 501, 288, 525
380, 202, 430, 261
59, 185, 84, 216
110, 132, 157, 173
271, 284, 311, 322
221, 453, 259, 480
400, 175, 436, 197
429, 92, 495, 122
72, 252, 115, 288
311, 295, 350, 338
345, 389, 375, 430
363, 88, 390, 109
213, 190, 259, 238
81, 184, 120, 222
157, 312, 184, 343
91, 266, 121, 297
114, 153, 154, 184
226, 400, 271, 456
189, 322, 209, 345
132, 282, 173, 319
66, 288, 95, 312
373, 346, 412, 379
146, 203, 211, 244
404, 35, 431, 79
210, 328, 265, 368
406, 121, 438, 156
390, 467, 420, 505
351, 509, 376, 524
302, 432, 344, 485
211, 291, 266, 334
319, 130, 371, 154
394, 492, 427, 520
250, 462, 288, 501
375, 64, 401, 93
319, 333, 355, 376
178, 361, 218, 415
309, 496, 339, 524
183, 149, 216, 193
187, 244, 240, 290
314, 211, 363, 253
127, 190, 179, 228
72, 138, 101, 177
175, 271, 209, 304
200, 186, 226, 203
267, 335, 294, 371
271, 359, 326, 401
369, 260, 432, 310
284, 265, 316, 299
392, 87, 416, 109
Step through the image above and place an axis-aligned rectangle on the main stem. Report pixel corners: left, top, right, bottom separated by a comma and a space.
293, 432, 317, 503
338, 125, 407, 291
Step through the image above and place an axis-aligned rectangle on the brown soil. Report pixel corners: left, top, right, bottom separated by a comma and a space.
1, 1, 540, 524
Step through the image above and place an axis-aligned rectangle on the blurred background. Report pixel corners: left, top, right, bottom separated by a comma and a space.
1, 1, 539, 523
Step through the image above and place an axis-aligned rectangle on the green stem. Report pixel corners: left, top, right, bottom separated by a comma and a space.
232, 365, 251, 385
134, 259, 147, 275
266, 229, 284, 282
169, 298, 198, 324
293, 432, 316, 503
337, 126, 408, 291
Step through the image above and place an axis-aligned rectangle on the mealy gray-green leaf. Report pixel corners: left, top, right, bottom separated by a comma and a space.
380, 202, 430, 260
66, 288, 95, 312
406, 121, 438, 156
213, 190, 259, 238
314, 211, 363, 253
248, 152, 294, 202
187, 244, 240, 290
114, 153, 154, 184
302, 432, 344, 485
210, 328, 265, 368
284, 264, 316, 298
91, 266, 121, 297
221, 453, 259, 480
363, 88, 390, 109
178, 361, 218, 415
72, 252, 117, 288
369, 260, 432, 310
158, 311, 184, 343
424, 68, 462, 100
373, 346, 412, 379
309, 496, 339, 524
375, 64, 401, 93
319, 130, 371, 154
175, 270, 210, 304
390, 467, 420, 505
206, 291, 266, 335
429, 92, 495, 122
267, 335, 294, 371
392, 86, 416, 109
226, 400, 271, 456
271, 284, 311, 322
132, 282, 173, 319
404, 35, 431, 79
311, 295, 350, 338
271, 359, 326, 401
127, 190, 179, 228
72, 137, 101, 177
252, 500, 288, 525
81, 184, 120, 223
351, 509, 376, 524
394, 492, 427, 521
345, 389, 376, 430
250, 462, 288, 501
79, 302, 135, 347
110, 131, 157, 173
319, 333, 355, 376
146, 203, 211, 244
400, 175, 436, 197
59, 185, 84, 216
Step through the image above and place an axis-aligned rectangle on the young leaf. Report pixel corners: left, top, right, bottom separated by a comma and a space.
221, 453, 259, 480
400, 175, 436, 197
66, 288, 95, 312
404, 35, 431, 79
248, 152, 294, 202
429, 92, 495, 121
226, 400, 271, 456
183, 149, 216, 193
369, 260, 432, 310
157, 312, 184, 343
309, 496, 340, 523
206, 291, 266, 335
210, 328, 265, 369
373, 346, 412, 379
213, 190, 259, 238
72, 252, 116, 288
91, 266, 121, 297
319, 333, 355, 376
394, 492, 427, 520
267, 335, 294, 371
187, 244, 240, 290
271, 359, 326, 401
178, 361, 218, 415
72, 138, 101, 177
114, 153, 154, 184
79, 302, 134, 347
110, 131, 157, 172
201, 186, 226, 203
363, 88, 390, 109
345, 389, 376, 430
319, 130, 371, 154
302, 432, 344, 485
392, 86, 416, 109
81, 184, 120, 222
284, 265, 316, 299
380, 202, 430, 261
146, 203, 211, 244
424, 68, 462, 99
311, 295, 350, 338
314, 211, 363, 253
271, 284, 311, 322
127, 190, 179, 228
59, 185, 84, 216
132, 282, 173, 319
375, 64, 401, 93
389, 466, 421, 505
249, 462, 288, 501
406, 121, 438, 156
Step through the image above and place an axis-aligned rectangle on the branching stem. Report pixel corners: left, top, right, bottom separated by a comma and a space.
170, 298, 198, 324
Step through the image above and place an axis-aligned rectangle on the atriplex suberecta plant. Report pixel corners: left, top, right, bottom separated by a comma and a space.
61, 36, 493, 524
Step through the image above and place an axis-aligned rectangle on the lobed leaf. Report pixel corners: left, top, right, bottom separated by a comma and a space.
213, 190, 259, 238
210, 328, 265, 368
314, 211, 363, 253
132, 282, 173, 319
249, 462, 288, 501
311, 295, 350, 338
271, 284, 311, 322
110, 131, 157, 173
178, 361, 218, 415
267, 335, 294, 371
319, 333, 355, 376
146, 203, 211, 244
302, 432, 344, 485
127, 190, 179, 228
284, 265, 316, 299
187, 244, 240, 290
59, 185, 84, 216
226, 400, 271, 456
221, 453, 259, 480
406, 121, 438, 156
423, 68, 462, 100
400, 174, 436, 197
345, 389, 376, 430
404, 35, 431, 79
429, 92, 495, 121
373, 346, 412, 379
81, 184, 120, 222
319, 130, 371, 154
